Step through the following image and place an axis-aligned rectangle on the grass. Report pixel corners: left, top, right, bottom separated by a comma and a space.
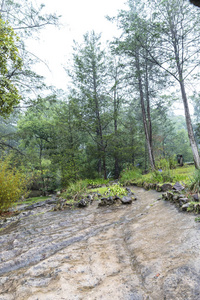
16, 196, 50, 206
119, 165, 195, 187
139, 165, 194, 185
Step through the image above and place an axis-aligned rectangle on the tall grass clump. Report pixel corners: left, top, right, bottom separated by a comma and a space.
120, 167, 142, 185
62, 179, 88, 201
0, 157, 29, 212
190, 169, 200, 193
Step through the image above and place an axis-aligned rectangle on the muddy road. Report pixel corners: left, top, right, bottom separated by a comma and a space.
1, 187, 200, 300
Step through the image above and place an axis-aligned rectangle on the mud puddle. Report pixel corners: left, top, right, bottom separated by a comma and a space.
1, 187, 200, 300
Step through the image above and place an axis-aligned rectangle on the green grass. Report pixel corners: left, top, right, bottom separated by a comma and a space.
16, 196, 50, 206
120, 165, 195, 186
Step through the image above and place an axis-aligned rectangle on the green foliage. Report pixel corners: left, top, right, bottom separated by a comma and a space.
190, 169, 200, 193
105, 184, 127, 197
87, 178, 110, 186
151, 169, 174, 183
17, 196, 49, 205
0, 19, 22, 117
120, 166, 142, 185
155, 157, 177, 171
62, 180, 88, 201
0, 156, 29, 212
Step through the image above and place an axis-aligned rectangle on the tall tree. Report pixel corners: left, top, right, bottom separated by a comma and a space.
0, 19, 22, 117
114, 3, 157, 170
146, 0, 200, 168
69, 31, 110, 179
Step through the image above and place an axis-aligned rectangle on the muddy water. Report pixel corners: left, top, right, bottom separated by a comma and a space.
1, 187, 200, 300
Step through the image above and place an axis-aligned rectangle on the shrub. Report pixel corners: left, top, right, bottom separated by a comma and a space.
151, 169, 174, 183
62, 180, 88, 201
105, 184, 127, 197
120, 167, 142, 185
0, 157, 29, 212
190, 169, 200, 193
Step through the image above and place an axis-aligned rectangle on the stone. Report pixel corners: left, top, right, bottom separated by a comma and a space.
193, 194, 199, 202
98, 197, 114, 207
121, 196, 132, 204
126, 187, 132, 193
194, 203, 200, 214
167, 192, 174, 201
87, 195, 93, 203
77, 199, 88, 208
156, 185, 162, 192
179, 198, 189, 207
161, 183, 173, 192
181, 203, 190, 211
173, 182, 185, 191
162, 192, 168, 200
143, 182, 149, 190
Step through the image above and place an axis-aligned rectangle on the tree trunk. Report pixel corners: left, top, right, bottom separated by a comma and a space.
135, 52, 155, 171
179, 80, 200, 169
113, 83, 120, 179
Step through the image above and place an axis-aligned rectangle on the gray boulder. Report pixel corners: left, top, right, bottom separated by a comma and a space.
121, 196, 132, 204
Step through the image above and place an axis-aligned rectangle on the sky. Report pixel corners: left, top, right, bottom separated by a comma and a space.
26, 0, 127, 90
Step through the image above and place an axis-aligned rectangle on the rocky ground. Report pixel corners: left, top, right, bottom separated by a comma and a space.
1, 187, 200, 299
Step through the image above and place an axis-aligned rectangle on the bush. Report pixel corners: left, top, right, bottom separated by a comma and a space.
151, 169, 174, 183
0, 157, 29, 212
190, 169, 200, 193
105, 184, 127, 197
120, 167, 142, 185
62, 180, 88, 201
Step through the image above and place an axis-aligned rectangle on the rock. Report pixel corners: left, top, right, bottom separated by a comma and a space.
181, 203, 190, 211
179, 198, 189, 207
172, 195, 179, 202
149, 183, 156, 190
126, 187, 132, 193
173, 182, 185, 191
143, 182, 150, 190
167, 191, 174, 201
194, 203, 200, 214
193, 194, 199, 202
77, 199, 88, 208
98, 197, 113, 207
161, 183, 173, 192
156, 185, 162, 192
121, 196, 132, 204
87, 195, 93, 203
162, 192, 168, 200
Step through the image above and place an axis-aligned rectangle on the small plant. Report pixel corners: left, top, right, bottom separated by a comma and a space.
195, 216, 200, 222
105, 184, 128, 197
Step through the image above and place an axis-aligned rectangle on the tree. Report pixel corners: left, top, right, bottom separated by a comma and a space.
113, 3, 158, 170
69, 31, 110, 179
0, 19, 22, 117
146, 0, 200, 168
0, 0, 60, 105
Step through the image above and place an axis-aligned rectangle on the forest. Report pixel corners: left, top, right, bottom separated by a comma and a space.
1, 0, 200, 209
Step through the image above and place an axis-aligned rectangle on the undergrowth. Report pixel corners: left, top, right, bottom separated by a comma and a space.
0, 157, 30, 212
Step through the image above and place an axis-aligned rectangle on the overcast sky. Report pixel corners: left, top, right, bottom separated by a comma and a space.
26, 0, 127, 90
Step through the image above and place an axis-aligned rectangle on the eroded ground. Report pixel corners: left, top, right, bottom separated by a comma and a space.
1, 187, 200, 300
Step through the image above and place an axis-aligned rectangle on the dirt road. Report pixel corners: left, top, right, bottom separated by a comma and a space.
1, 187, 200, 300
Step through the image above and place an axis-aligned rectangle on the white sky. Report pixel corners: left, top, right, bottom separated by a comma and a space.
26, 0, 127, 90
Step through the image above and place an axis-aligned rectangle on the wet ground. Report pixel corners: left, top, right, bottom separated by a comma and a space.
1, 187, 200, 300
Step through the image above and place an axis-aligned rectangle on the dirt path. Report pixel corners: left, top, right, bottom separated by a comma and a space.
1, 187, 200, 300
